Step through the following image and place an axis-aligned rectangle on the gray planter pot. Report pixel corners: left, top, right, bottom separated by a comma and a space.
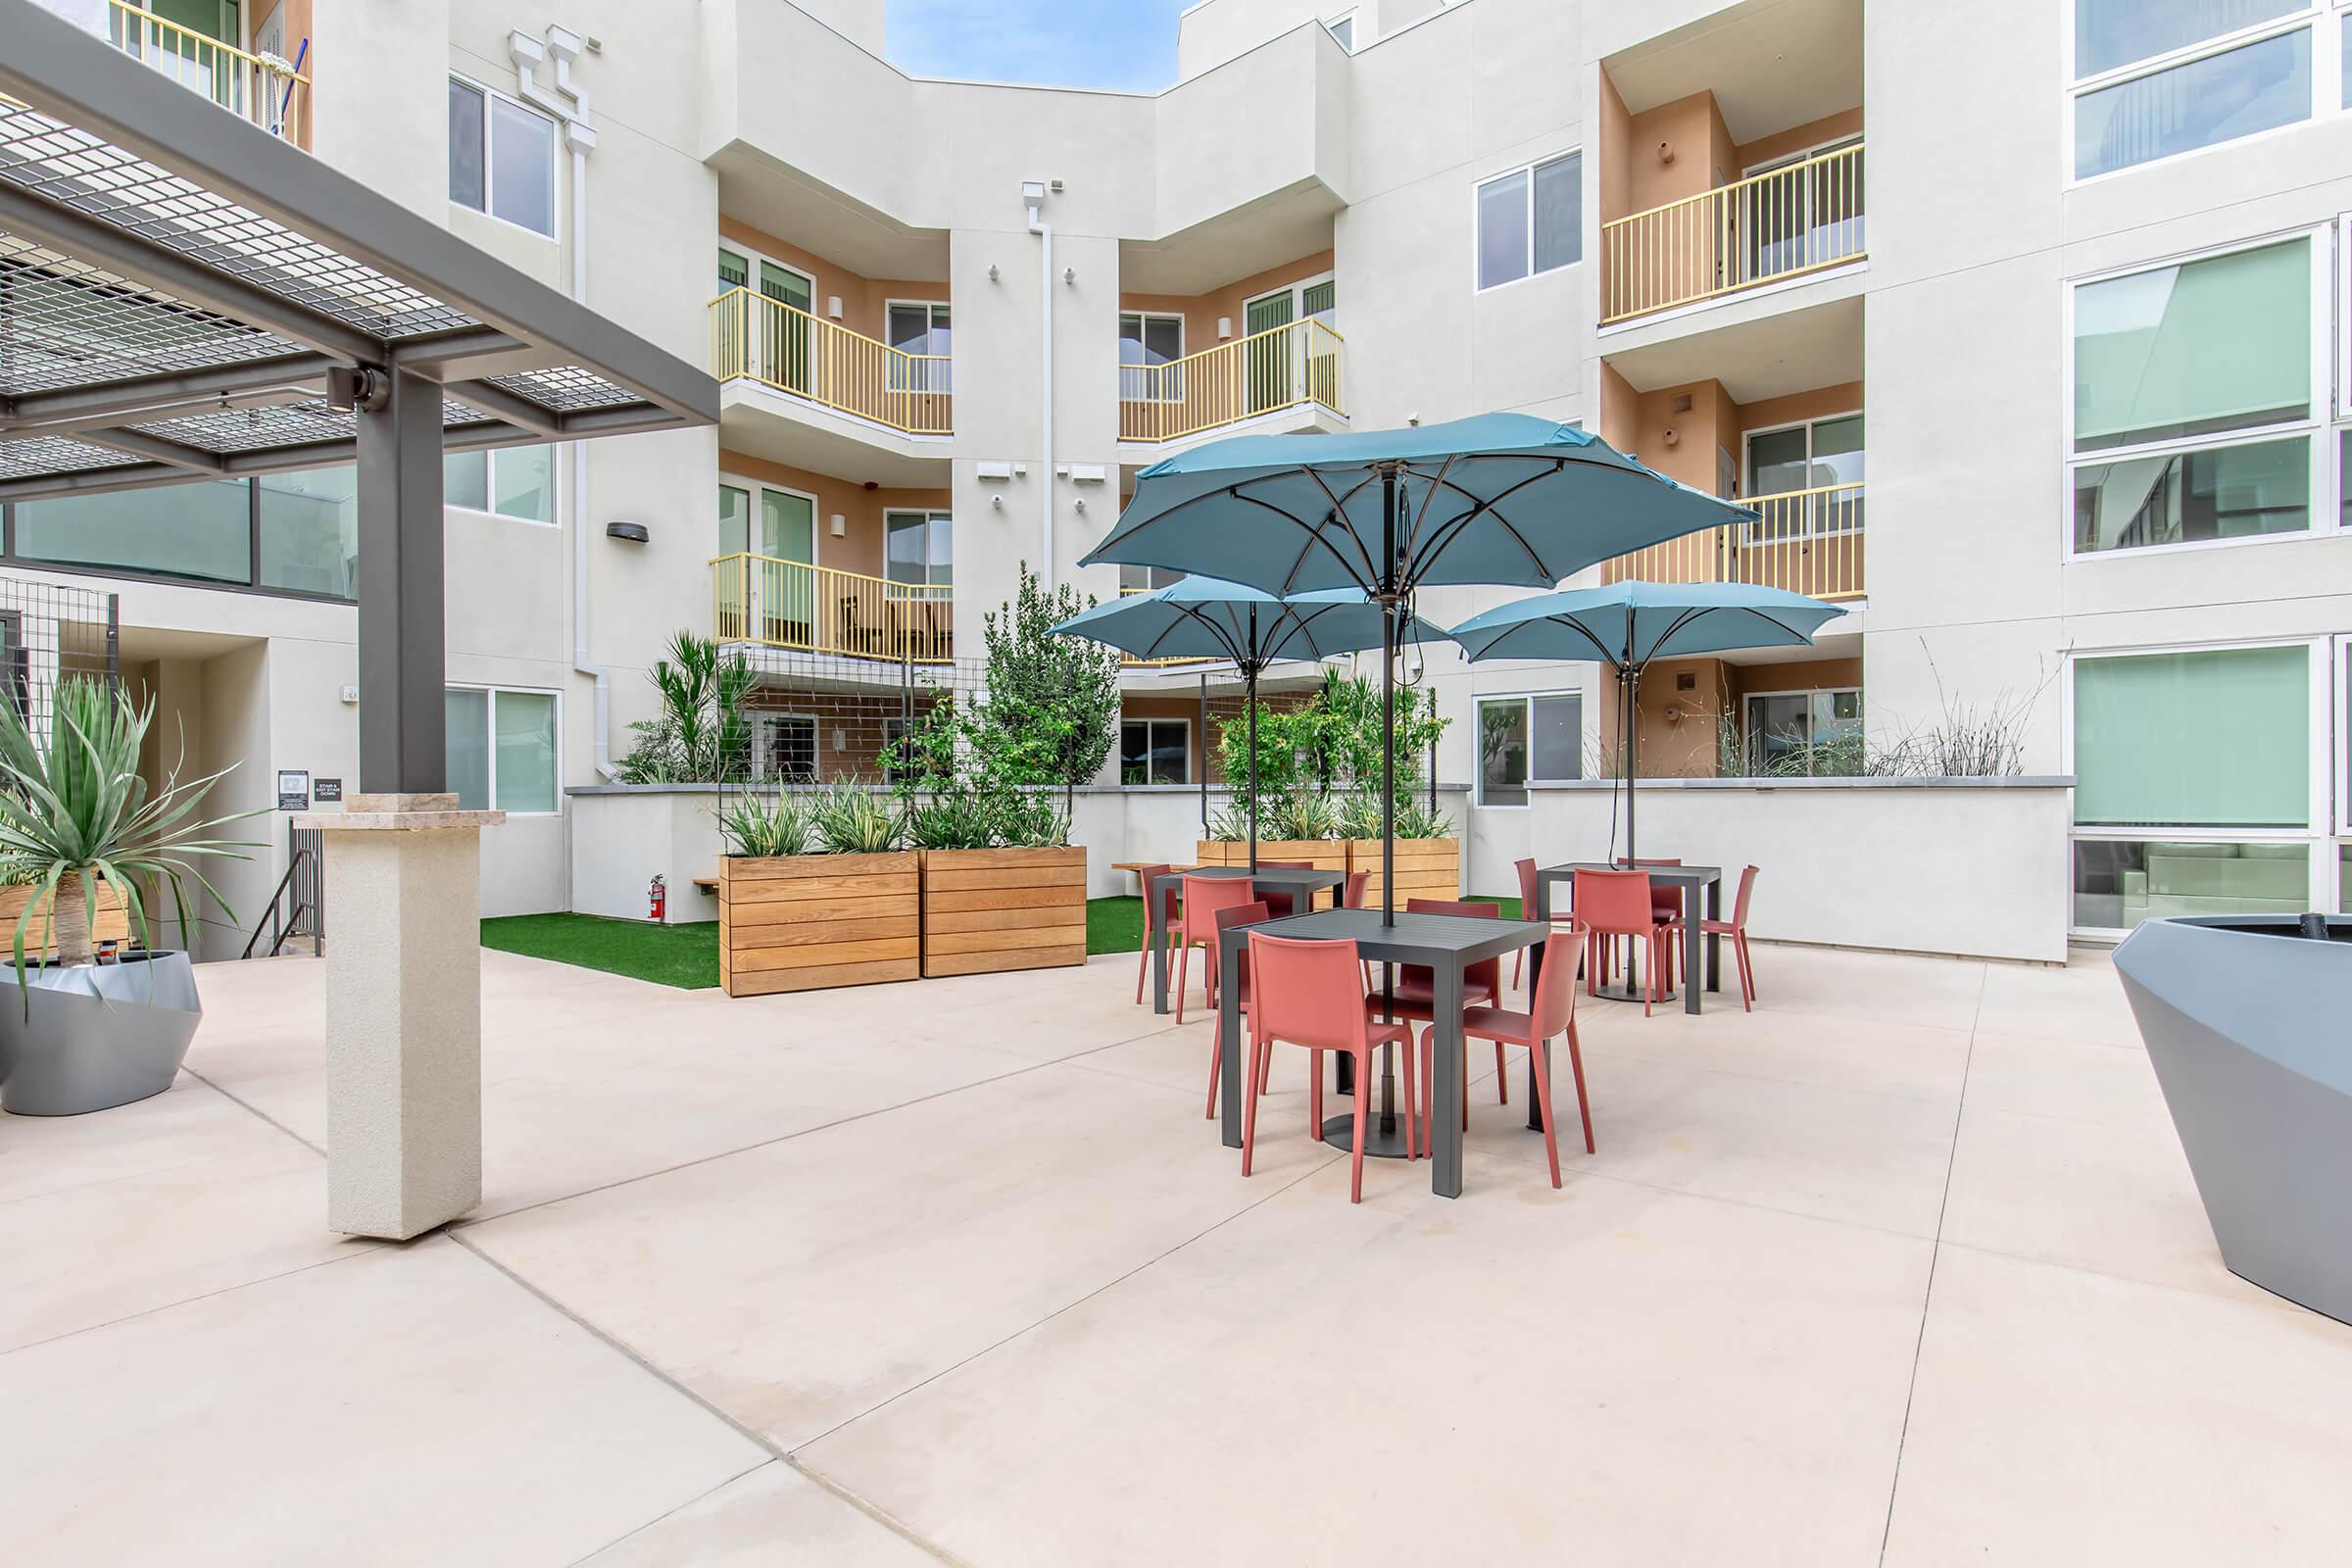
0, 951, 203, 1116
2113, 915, 2352, 1325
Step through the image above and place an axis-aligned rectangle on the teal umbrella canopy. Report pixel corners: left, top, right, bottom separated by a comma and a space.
1051, 576, 1454, 666
1081, 414, 1757, 595
1447, 581, 1847, 670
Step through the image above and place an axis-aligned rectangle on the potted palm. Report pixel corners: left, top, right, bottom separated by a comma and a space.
0, 676, 258, 1115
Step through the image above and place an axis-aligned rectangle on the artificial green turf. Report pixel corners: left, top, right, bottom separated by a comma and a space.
480, 913, 720, 990
1088, 897, 1145, 956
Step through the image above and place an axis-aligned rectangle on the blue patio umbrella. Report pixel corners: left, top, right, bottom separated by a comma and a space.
1081, 414, 1758, 922
1051, 576, 1453, 871
1448, 580, 1848, 869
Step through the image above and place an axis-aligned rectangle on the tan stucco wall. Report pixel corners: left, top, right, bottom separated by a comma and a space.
1118, 248, 1337, 366
715, 449, 951, 582
717, 217, 950, 348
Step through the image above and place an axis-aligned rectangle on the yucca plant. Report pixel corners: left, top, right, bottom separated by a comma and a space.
1270, 791, 1337, 842
810, 786, 902, 855
992, 789, 1069, 850
1393, 798, 1455, 840
1206, 801, 1252, 843
0, 676, 260, 976
906, 787, 996, 851
1336, 789, 1385, 841
718, 788, 811, 858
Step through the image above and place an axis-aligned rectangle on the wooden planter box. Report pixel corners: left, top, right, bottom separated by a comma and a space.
0, 881, 131, 956
1346, 837, 1462, 910
1194, 839, 1348, 909
921, 847, 1087, 978
718, 851, 918, 997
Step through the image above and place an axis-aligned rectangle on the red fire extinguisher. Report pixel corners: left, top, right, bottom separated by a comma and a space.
649, 874, 666, 924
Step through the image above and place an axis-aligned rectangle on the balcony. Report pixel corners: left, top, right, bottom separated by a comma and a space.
1599, 143, 1865, 324
105, 0, 308, 142
1118, 319, 1344, 446
712, 554, 952, 664
1605, 481, 1865, 601
710, 288, 951, 438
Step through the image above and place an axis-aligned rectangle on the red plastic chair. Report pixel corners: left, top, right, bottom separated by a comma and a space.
1205, 901, 1272, 1116
1511, 856, 1576, 989
1419, 924, 1593, 1185
1616, 857, 1684, 987
1368, 898, 1507, 1123
1133, 863, 1178, 1004
1341, 869, 1369, 909
1253, 858, 1315, 918
1575, 868, 1668, 1016
1174, 874, 1256, 1025
1666, 863, 1760, 1010
1245, 931, 1418, 1202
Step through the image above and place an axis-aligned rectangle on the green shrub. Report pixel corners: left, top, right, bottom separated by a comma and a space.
718, 790, 811, 858
810, 786, 902, 855
907, 788, 996, 851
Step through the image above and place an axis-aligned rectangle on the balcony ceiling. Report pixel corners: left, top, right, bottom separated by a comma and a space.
1605, 0, 1863, 145
1606, 293, 1863, 405
712, 145, 950, 283
1119, 178, 1340, 296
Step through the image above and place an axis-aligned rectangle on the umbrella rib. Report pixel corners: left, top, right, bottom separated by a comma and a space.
1221, 487, 1377, 593
1293, 466, 1382, 592
1404, 466, 1563, 582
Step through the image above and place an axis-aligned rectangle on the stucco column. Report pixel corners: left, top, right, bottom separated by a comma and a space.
297, 792, 505, 1240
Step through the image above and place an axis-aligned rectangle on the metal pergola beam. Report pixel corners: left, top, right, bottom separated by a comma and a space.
0, 419, 535, 503
74, 426, 226, 475
356, 368, 446, 794
1, 353, 332, 433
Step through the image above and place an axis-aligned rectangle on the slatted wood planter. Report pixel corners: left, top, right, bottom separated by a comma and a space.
1193, 839, 1348, 908
0, 881, 131, 956
1346, 837, 1462, 910
718, 851, 919, 997
920, 847, 1087, 978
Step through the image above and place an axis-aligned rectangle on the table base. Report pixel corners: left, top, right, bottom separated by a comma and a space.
1320, 1113, 1417, 1160
1589, 980, 1678, 1004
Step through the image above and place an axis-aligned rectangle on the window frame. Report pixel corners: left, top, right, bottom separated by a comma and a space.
884, 298, 952, 394
2064, 5, 2325, 186
2061, 635, 2331, 936
445, 682, 564, 816
446, 73, 559, 240
882, 507, 954, 589
753, 711, 819, 784
444, 444, 559, 527
1117, 310, 1188, 403
1324, 11, 1356, 51
1742, 410, 1867, 539
717, 471, 823, 567
1741, 686, 1864, 776
1473, 148, 1585, 294
1119, 717, 1192, 786
2061, 225, 2331, 564
1475, 690, 1585, 808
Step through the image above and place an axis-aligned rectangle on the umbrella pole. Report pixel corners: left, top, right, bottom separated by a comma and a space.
1246, 656, 1260, 876
1381, 472, 1396, 931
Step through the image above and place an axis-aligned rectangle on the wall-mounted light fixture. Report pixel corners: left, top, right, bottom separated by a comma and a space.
987, 263, 1000, 281
1216, 317, 1233, 340
1062, 266, 1075, 285
828, 514, 846, 537
825, 296, 845, 318
606, 519, 649, 543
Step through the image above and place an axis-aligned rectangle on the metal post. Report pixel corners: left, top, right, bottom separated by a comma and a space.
1380, 468, 1396, 929
1198, 669, 1209, 838
1246, 604, 1259, 875
103, 591, 120, 699
356, 368, 446, 794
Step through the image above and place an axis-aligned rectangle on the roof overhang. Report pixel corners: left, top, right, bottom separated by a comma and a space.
0, 0, 716, 503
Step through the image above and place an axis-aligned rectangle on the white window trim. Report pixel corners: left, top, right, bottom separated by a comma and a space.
1324, 10, 1357, 51
883, 298, 952, 395
1743, 411, 1867, 538
2337, 214, 2352, 422
2061, 636, 2331, 935
882, 507, 953, 589
2061, 224, 2331, 564
2063, 6, 2326, 188
1117, 310, 1188, 404
447, 683, 564, 816
1474, 690, 1584, 808
1740, 132, 1863, 180
718, 472, 822, 568
1121, 716, 1193, 785
1473, 148, 1585, 294
448, 74, 560, 240
446, 445, 559, 527
1741, 686, 1864, 775
754, 711, 819, 784
721, 244, 817, 311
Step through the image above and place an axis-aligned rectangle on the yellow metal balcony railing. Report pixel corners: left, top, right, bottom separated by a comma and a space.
1119, 318, 1344, 443
1599, 142, 1865, 323
1605, 481, 1865, 601
712, 554, 953, 662
709, 288, 953, 436
107, 0, 309, 142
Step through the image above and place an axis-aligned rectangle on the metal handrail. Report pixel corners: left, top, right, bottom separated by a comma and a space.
107, 0, 309, 140
707, 287, 953, 436
1118, 318, 1345, 443
1599, 141, 1865, 322
710, 552, 954, 662
1603, 480, 1866, 601
241, 848, 315, 959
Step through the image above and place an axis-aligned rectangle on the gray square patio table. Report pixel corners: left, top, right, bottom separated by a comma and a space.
1147, 865, 1347, 1014
1217, 908, 1550, 1200
1529, 859, 1724, 1015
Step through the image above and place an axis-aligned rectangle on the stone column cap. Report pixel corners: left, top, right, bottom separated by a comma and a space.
295, 792, 506, 830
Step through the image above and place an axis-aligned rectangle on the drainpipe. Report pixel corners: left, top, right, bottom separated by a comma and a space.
511, 27, 614, 780
1024, 181, 1054, 588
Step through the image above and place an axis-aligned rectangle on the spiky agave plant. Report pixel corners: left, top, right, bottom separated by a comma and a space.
0, 676, 261, 977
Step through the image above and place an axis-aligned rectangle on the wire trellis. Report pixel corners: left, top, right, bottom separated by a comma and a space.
0, 569, 117, 732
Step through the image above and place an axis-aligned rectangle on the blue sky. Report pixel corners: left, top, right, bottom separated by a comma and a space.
887, 0, 1198, 91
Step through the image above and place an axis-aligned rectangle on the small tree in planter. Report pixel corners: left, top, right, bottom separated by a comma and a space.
714, 783, 918, 997
969, 565, 1119, 818
0, 677, 261, 1116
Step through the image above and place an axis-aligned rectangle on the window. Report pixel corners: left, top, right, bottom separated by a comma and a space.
1745, 690, 1863, 775
2070, 3, 2315, 178
1745, 414, 1865, 539
886, 301, 951, 394
444, 446, 556, 523
1325, 12, 1355, 50
2071, 643, 2317, 931
448, 76, 556, 236
1118, 312, 1186, 402
1120, 719, 1190, 785
885, 510, 953, 588
258, 467, 359, 598
2069, 234, 2321, 557
445, 687, 560, 813
1476, 151, 1582, 290
1478, 694, 1581, 806
13, 478, 251, 585
1119, 564, 1186, 594
753, 714, 817, 783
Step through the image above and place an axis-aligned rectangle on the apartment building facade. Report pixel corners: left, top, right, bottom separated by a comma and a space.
17, 0, 2352, 955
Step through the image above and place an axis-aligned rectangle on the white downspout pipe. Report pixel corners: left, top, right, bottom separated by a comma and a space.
1024, 181, 1054, 589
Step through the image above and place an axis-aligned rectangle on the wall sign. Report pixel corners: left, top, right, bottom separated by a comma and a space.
313, 777, 343, 804
276, 769, 311, 812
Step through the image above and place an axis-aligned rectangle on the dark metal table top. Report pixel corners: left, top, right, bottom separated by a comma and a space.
1244, 907, 1549, 965
1539, 861, 1722, 887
